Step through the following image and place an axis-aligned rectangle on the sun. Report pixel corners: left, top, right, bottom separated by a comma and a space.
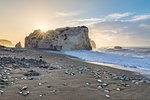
35, 25, 50, 32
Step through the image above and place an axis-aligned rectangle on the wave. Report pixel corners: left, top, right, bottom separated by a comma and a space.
45, 47, 150, 71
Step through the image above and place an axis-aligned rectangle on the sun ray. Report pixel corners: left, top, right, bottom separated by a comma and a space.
35, 25, 50, 32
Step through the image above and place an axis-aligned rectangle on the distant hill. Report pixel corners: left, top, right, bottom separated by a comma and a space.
0, 39, 13, 47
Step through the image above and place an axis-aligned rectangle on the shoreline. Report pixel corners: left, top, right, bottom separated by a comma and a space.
87, 61, 150, 79
45, 50, 150, 79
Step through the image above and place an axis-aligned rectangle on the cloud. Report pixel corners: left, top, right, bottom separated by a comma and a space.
69, 18, 105, 26
139, 24, 150, 29
129, 15, 150, 22
67, 12, 150, 47
55, 11, 81, 17
74, 18, 104, 22
70, 12, 131, 26
89, 19, 150, 47
107, 12, 131, 20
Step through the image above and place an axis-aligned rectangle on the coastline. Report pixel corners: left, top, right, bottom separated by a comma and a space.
45, 50, 150, 79
0, 48, 150, 100
87, 61, 150, 79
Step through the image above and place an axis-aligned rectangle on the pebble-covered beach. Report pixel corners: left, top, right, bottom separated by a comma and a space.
0, 48, 150, 100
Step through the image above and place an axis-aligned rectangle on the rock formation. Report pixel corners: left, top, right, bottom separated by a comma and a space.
15, 42, 22, 48
90, 39, 96, 49
0, 39, 13, 47
114, 46, 122, 50
25, 26, 92, 51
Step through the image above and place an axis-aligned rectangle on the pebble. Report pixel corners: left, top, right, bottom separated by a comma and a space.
24, 70, 40, 76
135, 82, 139, 85
65, 70, 75, 76
47, 86, 52, 88
20, 86, 27, 91
39, 83, 42, 86
18, 91, 23, 95
116, 88, 121, 91
23, 91, 30, 96
105, 94, 110, 98
0, 90, 4, 94
98, 85, 103, 89
40, 94, 43, 97
50, 90, 56, 93
39, 55, 43, 58
132, 80, 136, 83
104, 89, 109, 93
49, 65, 61, 70
86, 83, 89, 85
121, 83, 130, 87
102, 83, 107, 86
97, 79, 102, 83
21, 77, 27, 80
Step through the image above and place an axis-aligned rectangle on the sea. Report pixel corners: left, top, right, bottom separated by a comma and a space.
45, 47, 150, 78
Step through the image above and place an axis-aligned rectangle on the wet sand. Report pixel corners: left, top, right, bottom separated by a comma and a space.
0, 48, 150, 100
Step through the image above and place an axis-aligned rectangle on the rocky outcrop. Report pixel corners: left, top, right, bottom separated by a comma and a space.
0, 39, 13, 47
25, 26, 92, 51
114, 46, 122, 50
90, 39, 96, 49
15, 42, 22, 48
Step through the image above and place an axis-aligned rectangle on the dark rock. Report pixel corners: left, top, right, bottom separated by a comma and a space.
0, 57, 50, 68
24, 70, 40, 76
23, 91, 30, 96
20, 86, 28, 91
39, 55, 43, 58
15, 42, 22, 48
47, 86, 52, 88
114, 46, 122, 50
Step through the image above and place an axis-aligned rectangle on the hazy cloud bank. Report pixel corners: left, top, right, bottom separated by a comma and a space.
71, 12, 150, 47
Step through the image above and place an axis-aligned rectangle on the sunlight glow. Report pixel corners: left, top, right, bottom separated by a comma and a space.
35, 25, 50, 32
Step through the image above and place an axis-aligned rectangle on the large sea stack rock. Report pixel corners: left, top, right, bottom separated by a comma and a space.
25, 26, 92, 51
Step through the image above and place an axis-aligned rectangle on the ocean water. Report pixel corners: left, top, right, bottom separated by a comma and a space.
45, 47, 150, 71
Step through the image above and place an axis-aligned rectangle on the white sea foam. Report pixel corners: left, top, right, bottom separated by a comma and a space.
45, 47, 150, 77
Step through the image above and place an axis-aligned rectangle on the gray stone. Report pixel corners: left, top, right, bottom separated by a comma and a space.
105, 94, 110, 98
97, 79, 102, 83
20, 86, 28, 91
23, 91, 30, 96
116, 88, 121, 91
104, 89, 110, 93
0, 90, 4, 94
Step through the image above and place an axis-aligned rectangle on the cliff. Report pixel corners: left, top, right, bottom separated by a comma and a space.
25, 26, 92, 51
0, 39, 13, 47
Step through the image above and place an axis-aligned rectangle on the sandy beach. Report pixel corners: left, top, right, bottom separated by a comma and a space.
0, 48, 150, 100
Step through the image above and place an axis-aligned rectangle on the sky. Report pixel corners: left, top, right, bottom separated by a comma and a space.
0, 0, 150, 47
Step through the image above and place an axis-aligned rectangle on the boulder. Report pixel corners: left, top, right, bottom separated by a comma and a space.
15, 42, 22, 48
25, 26, 92, 51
